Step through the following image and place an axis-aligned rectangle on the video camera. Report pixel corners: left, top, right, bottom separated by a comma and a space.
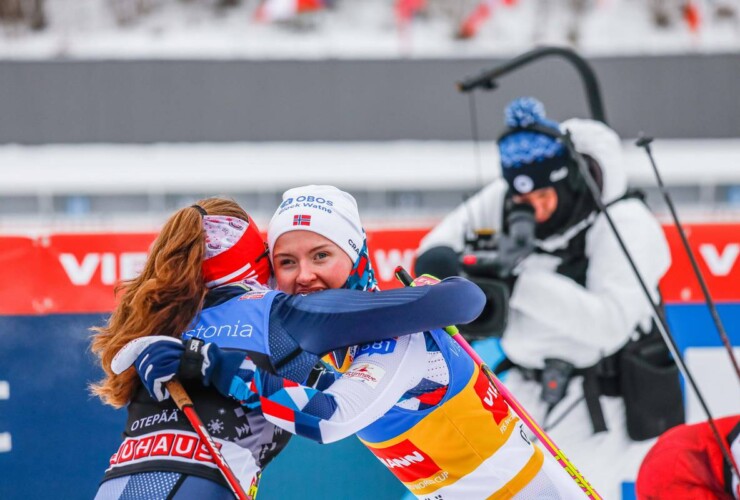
458, 203, 536, 338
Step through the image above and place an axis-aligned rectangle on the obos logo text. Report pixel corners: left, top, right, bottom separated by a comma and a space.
279, 195, 334, 215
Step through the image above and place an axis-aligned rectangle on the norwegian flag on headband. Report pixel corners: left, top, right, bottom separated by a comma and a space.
293, 214, 312, 226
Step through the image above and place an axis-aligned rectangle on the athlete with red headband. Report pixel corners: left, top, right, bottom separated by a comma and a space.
90, 197, 485, 500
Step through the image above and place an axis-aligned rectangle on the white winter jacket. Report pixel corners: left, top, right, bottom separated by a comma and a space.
418, 119, 671, 369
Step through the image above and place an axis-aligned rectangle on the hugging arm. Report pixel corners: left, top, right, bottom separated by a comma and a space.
271, 276, 485, 357
246, 332, 427, 444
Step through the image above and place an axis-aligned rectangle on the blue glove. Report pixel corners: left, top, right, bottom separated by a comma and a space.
176, 338, 252, 399
113, 336, 251, 402
112, 336, 184, 402
197, 341, 252, 398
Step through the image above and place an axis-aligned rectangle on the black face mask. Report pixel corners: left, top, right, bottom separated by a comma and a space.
534, 183, 579, 240
533, 157, 603, 240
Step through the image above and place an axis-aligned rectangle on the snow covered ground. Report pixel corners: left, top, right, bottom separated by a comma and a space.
1, 0, 739, 60
2, 138, 739, 195
0, 138, 738, 233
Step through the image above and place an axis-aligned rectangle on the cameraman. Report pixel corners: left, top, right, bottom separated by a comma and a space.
414, 97, 673, 499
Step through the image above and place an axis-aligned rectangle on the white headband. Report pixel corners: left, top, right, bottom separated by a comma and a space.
267, 185, 364, 263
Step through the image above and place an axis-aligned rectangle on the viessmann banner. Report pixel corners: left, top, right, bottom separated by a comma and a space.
0, 224, 738, 315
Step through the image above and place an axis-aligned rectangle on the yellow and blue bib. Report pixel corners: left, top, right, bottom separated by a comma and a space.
357, 329, 542, 499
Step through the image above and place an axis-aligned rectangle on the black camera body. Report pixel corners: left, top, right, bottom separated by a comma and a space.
457, 203, 536, 339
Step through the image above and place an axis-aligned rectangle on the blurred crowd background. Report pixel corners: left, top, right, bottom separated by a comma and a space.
1, 0, 739, 49
0, 0, 738, 232
0, 0, 740, 57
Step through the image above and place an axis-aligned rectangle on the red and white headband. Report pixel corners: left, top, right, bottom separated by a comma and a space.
199, 211, 270, 288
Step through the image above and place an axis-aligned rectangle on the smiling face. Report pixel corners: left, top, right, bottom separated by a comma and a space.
512, 187, 559, 223
272, 230, 354, 294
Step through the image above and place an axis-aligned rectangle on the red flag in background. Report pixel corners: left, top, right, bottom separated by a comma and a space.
254, 0, 325, 23
683, 1, 702, 32
456, 0, 518, 40
395, 0, 427, 30
457, 1, 495, 39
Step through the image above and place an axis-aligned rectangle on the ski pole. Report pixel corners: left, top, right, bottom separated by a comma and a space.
560, 131, 740, 484
165, 380, 250, 500
394, 266, 600, 500
636, 135, 740, 384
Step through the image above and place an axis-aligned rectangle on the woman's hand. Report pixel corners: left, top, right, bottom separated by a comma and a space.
112, 336, 184, 402
112, 336, 252, 402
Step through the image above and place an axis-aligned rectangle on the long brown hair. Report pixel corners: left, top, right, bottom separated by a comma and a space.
90, 197, 250, 408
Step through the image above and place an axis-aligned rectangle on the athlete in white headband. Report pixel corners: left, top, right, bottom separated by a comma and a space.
261, 185, 588, 499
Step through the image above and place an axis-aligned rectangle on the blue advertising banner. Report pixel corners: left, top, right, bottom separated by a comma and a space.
0, 314, 403, 500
